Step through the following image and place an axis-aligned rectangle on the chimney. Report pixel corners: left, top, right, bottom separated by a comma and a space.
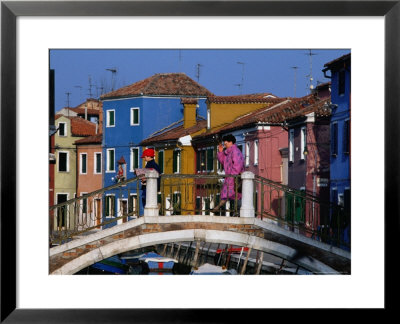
85, 103, 88, 120
181, 98, 198, 129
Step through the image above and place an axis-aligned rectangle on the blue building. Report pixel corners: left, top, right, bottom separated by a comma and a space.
322, 53, 351, 247
100, 73, 213, 224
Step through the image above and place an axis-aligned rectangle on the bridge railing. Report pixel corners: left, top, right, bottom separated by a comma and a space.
253, 175, 350, 249
49, 177, 141, 245
159, 173, 241, 216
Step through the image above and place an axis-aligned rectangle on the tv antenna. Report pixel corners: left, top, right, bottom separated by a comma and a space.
106, 67, 117, 91
65, 92, 71, 108
237, 62, 245, 94
305, 49, 317, 93
196, 63, 203, 82
88, 75, 94, 98
291, 66, 299, 97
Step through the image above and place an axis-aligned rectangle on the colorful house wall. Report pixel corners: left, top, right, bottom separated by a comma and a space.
100, 73, 212, 221
74, 134, 103, 229
54, 115, 97, 230
323, 53, 351, 248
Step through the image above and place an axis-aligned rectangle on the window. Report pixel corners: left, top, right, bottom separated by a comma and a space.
289, 129, 294, 162
157, 150, 164, 173
94, 152, 102, 174
331, 122, 338, 156
300, 126, 306, 160
131, 108, 140, 126
130, 147, 139, 171
107, 148, 115, 172
80, 153, 87, 174
206, 147, 214, 172
58, 122, 66, 136
173, 149, 181, 173
338, 70, 345, 95
81, 193, 88, 214
105, 195, 115, 217
107, 110, 115, 127
196, 148, 214, 172
58, 151, 68, 172
129, 194, 138, 217
343, 119, 350, 154
172, 192, 181, 215
254, 140, 259, 165
245, 142, 250, 166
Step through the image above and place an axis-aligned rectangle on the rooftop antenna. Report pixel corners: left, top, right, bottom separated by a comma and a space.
106, 67, 117, 91
291, 66, 299, 97
237, 61, 245, 94
196, 63, 203, 82
65, 92, 71, 108
305, 49, 317, 93
88, 75, 94, 98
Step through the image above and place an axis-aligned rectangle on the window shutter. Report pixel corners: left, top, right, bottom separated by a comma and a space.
332, 123, 338, 156
196, 150, 200, 172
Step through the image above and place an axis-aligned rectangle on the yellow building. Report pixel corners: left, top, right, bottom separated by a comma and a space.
140, 95, 283, 215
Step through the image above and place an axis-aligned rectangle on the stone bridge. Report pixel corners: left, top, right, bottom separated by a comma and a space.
49, 215, 351, 275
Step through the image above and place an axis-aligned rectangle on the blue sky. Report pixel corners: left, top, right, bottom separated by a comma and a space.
50, 49, 350, 111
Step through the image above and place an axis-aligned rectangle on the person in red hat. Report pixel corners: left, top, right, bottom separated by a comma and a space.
139, 148, 161, 208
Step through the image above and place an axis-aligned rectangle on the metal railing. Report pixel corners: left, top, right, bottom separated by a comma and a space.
253, 175, 350, 249
49, 177, 141, 245
49, 173, 350, 251
159, 174, 241, 216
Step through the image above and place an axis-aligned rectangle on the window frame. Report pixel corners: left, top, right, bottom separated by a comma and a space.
105, 194, 115, 218
94, 152, 102, 174
130, 147, 140, 171
130, 107, 140, 126
343, 118, 350, 155
106, 148, 115, 172
245, 142, 250, 166
173, 149, 181, 174
58, 151, 69, 172
254, 140, 259, 166
80, 153, 87, 175
106, 109, 115, 127
58, 122, 67, 137
289, 129, 294, 163
300, 126, 306, 160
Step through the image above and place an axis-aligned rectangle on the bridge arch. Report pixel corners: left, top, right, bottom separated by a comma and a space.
50, 216, 348, 275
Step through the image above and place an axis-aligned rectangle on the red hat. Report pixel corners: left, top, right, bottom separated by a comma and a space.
141, 148, 155, 158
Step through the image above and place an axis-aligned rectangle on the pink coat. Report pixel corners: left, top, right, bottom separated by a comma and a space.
217, 144, 245, 200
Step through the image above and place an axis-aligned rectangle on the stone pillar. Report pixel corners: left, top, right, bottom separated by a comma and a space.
144, 169, 159, 216
240, 171, 255, 217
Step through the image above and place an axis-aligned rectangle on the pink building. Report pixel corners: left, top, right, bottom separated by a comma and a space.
74, 134, 103, 229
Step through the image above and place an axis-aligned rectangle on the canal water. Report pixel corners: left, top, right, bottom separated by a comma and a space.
75, 242, 311, 275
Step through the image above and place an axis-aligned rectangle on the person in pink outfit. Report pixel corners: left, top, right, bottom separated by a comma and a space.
212, 134, 245, 214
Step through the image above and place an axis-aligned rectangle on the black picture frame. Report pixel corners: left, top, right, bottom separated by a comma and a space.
1, 0, 398, 322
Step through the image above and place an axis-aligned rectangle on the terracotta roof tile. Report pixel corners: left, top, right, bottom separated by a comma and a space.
192, 95, 326, 140
207, 93, 282, 104
74, 134, 102, 145
69, 117, 97, 137
101, 73, 213, 99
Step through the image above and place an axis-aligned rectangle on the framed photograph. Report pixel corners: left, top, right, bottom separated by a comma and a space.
1, 0, 398, 322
